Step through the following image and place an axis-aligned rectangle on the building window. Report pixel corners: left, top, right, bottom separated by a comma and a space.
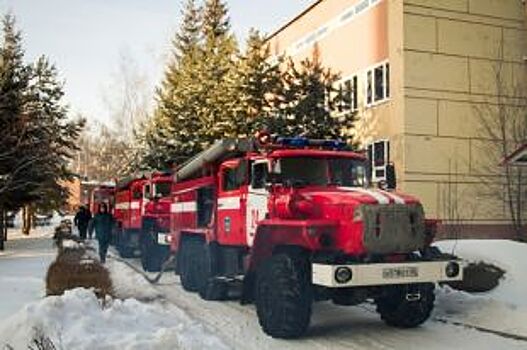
385, 63, 390, 98
366, 61, 390, 106
367, 140, 390, 182
366, 70, 373, 105
355, 0, 370, 14
337, 75, 358, 113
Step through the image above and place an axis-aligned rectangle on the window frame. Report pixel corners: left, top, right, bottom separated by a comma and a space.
367, 139, 390, 183
335, 74, 359, 113
365, 60, 390, 107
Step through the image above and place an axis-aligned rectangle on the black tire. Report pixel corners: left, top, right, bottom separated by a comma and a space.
118, 241, 135, 258
116, 229, 135, 258
255, 253, 312, 339
140, 222, 169, 272
196, 243, 227, 301
179, 238, 202, 292
375, 283, 435, 328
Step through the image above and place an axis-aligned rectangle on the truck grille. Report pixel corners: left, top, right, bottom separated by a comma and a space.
361, 204, 427, 254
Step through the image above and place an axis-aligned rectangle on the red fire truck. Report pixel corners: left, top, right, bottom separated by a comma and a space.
89, 184, 115, 215
113, 172, 172, 270
168, 136, 462, 338
140, 172, 173, 272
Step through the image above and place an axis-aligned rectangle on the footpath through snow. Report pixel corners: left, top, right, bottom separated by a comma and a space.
0, 229, 229, 350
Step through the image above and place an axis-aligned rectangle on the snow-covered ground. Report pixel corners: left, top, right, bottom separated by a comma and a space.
1, 234, 526, 349
434, 240, 527, 339
0, 234, 228, 350
0, 228, 55, 319
0, 288, 228, 350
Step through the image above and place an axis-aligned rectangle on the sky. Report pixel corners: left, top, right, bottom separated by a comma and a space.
0, 0, 313, 126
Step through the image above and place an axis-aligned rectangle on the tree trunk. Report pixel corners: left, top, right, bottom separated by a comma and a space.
22, 205, 32, 236
0, 208, 4, 251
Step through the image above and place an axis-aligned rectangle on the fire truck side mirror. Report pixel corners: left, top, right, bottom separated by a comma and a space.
386, 163, 397, 190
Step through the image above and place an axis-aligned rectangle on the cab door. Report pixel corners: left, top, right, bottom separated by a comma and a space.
246, 159, 269, 246
216, 158, 248, 246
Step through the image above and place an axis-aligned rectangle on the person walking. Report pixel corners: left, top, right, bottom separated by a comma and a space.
74, 206, 92, 240
92, 203, 114, 264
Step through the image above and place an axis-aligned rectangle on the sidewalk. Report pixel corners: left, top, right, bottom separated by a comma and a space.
0, 228, 55, 319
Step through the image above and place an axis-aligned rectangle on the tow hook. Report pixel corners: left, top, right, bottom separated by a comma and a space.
406, 292, 421, 301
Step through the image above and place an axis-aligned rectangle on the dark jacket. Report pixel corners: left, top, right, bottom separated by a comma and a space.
74, 209, 92, 229
92, 213, 113, 242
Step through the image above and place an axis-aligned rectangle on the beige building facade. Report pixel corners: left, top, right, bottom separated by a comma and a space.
268, 0, 527, 238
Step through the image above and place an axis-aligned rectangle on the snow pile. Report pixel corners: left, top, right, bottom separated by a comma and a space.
434, 239, 527, 337
0, 288, 229, 350
435, 240, 527, 306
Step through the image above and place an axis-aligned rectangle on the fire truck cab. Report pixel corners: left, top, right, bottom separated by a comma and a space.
113, 172, 172, 264
169, 137, 463, 338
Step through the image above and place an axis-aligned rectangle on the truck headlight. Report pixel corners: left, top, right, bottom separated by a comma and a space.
335, 266, 353, 284
445, 261, 460, 278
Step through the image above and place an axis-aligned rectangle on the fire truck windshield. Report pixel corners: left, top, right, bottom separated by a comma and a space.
277, 157, 367, 187
154, 182, 171, 197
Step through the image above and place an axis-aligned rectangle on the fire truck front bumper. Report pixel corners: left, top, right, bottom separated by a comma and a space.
312, 260, 463, 288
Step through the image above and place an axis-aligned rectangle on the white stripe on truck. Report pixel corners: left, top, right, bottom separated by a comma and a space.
171, 201, 197, 213
379, 190, 406, 204
218, 196, 240, 210
338, 187, 390, 204
115, 202, 130, 210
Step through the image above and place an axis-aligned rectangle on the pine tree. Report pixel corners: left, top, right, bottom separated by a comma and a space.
142, 0, 239, 168
232, 29, 283, 136
0, 14, 83, 241
274, 46, 356, 141
149, 0, 205, 168
24, 55, 84, 211
197, 0, 238, 142
173, 0, 201, 61
0, 13, 35, 208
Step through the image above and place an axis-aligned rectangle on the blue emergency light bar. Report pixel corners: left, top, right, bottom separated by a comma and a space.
275, 137, 347, 150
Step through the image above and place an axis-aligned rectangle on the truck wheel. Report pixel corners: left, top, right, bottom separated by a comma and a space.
179, 238, 201, 292
117, 229, 135, 258
375, 283, 435, 328
140, 224, 168, 272
196, 243, 227, 301
255, 253, 312, 339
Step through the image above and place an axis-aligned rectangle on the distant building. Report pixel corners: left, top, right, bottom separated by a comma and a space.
61, 177, 81, 213
267, 0, 527, 238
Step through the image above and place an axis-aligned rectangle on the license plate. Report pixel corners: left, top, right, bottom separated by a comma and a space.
382, 266, 418, 279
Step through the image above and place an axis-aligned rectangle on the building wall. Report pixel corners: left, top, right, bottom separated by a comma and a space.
266, 0, 526, 237
402, 0, 527, 236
